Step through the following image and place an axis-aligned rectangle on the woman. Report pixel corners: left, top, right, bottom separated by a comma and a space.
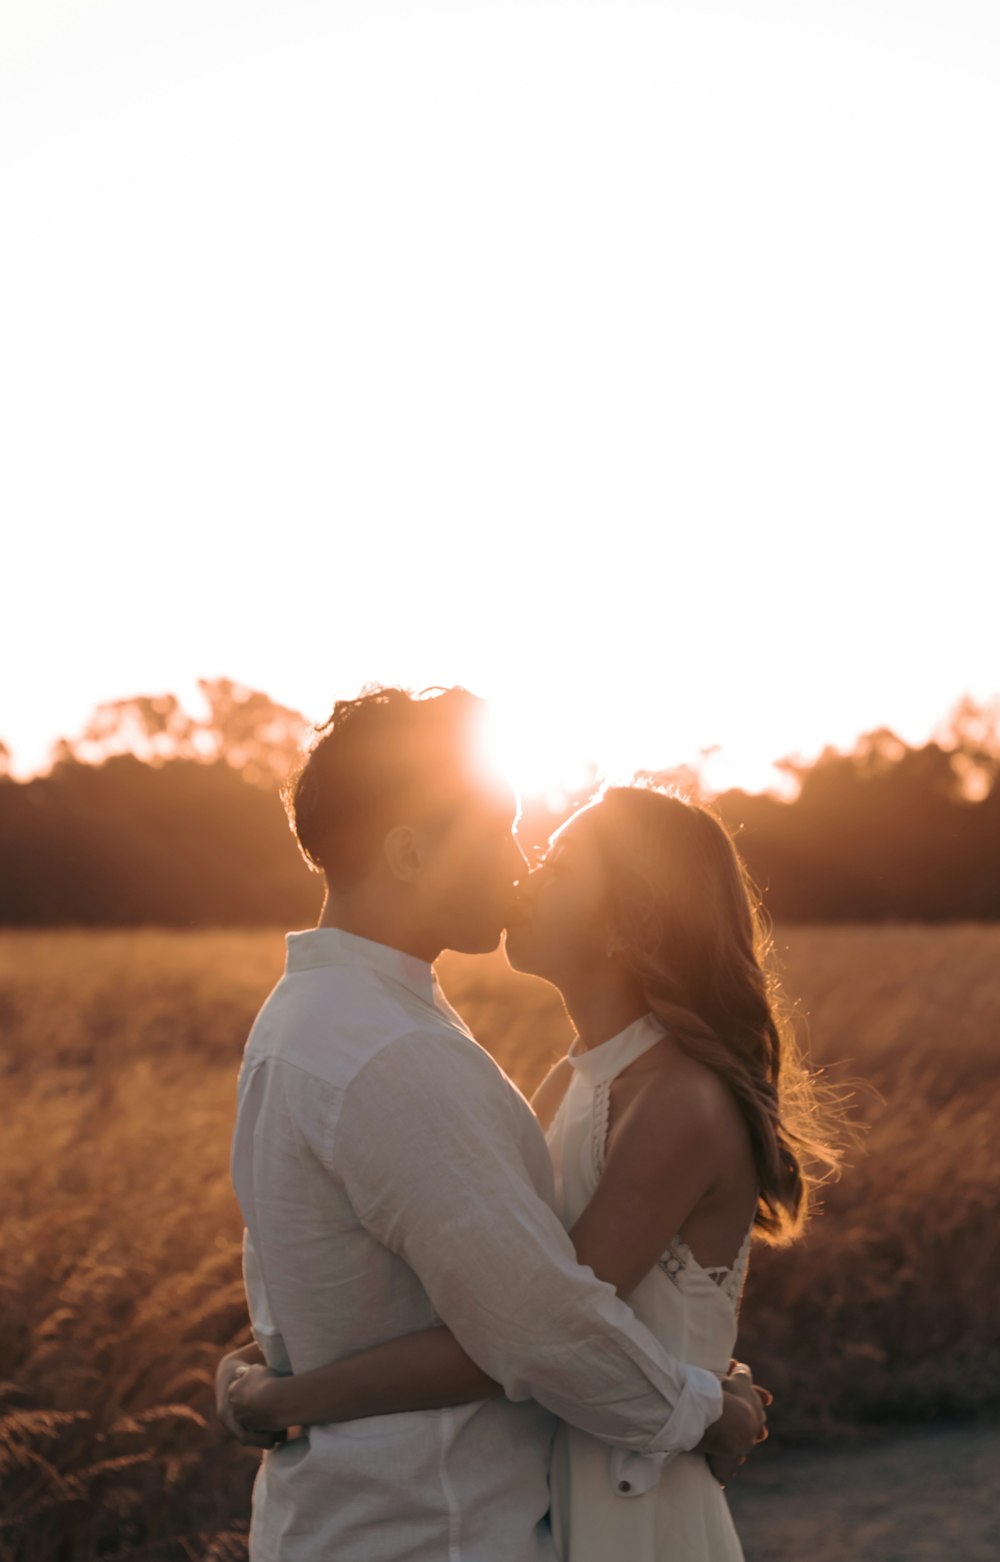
220, 785, 839, 1560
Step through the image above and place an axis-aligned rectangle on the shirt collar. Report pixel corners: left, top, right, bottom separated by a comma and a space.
284, 926, 437, 1007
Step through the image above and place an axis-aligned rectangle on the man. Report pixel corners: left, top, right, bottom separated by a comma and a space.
216, 685, 765, 1560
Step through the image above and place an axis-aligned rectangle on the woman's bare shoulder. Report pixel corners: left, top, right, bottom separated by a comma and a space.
620, 1035, 744, 1137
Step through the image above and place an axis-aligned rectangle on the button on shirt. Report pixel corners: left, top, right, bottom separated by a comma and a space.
231, 928, 723, 1562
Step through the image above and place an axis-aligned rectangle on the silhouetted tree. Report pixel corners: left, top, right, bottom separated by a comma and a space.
2, 688, 999, 926
935, 694, 1000, 801
717, 716, 1000, 922
2, 751, 316, 927
66, 680, 309, 786
193, 678, 310, 783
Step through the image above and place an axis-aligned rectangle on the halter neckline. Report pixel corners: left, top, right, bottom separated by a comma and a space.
566, 1013, 668, 1087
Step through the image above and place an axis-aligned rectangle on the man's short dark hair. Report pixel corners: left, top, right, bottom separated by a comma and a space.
283, 685, 491, 888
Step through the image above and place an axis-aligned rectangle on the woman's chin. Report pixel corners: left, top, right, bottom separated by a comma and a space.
502, 925, 539, 975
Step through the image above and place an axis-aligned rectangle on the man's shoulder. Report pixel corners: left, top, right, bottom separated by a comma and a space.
242, 963, 510, 1099
353, 1017, 519, 1108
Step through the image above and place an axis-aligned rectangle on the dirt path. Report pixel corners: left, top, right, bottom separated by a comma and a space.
726, 1422, 1000, 1561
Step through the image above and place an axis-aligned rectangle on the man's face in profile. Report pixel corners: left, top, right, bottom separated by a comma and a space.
417, 784, 528, 955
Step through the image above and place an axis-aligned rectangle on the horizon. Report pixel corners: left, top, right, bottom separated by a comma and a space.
3, 671, 995, 805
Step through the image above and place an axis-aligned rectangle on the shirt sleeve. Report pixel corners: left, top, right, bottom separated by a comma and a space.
242, 1227, 293, 1375
331, 1030, 723, 1458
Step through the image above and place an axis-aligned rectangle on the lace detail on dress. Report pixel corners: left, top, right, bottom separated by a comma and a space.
592, 1080, 611, 1183
657, 1244, 688, 1285
656, 1224, 754, 1310
722, 1224, 754, 1308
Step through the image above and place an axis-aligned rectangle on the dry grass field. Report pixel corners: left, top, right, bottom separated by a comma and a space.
2, 925, 998, 1560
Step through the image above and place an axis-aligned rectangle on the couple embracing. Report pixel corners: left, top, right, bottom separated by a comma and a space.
215, 685, 835, 1561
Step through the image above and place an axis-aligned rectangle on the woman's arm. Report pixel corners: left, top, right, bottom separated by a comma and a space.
567, 1065, 723, 1298
228, 1324, 500, 1432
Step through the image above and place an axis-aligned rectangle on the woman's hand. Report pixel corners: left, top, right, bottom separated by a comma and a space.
706, 1360, 772, 1486
227, 1361, 292, 1432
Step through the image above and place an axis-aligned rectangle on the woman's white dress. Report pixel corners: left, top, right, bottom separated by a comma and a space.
546, 1015, 750, 1562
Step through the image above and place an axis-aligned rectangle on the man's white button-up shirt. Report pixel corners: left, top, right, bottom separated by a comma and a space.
231, 927, 723, 1562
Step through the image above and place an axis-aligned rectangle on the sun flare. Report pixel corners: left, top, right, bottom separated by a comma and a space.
477, 705, 598, 814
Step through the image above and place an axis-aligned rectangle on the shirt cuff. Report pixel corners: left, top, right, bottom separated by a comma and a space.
608, 1367, 724, 1498
649, 1365, 724, 1455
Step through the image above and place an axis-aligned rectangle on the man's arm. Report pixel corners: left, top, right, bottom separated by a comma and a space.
215, 1227, 296, 1447
326, 1030, 740, 1459
224, 1044, 764, 1456
224, 1312, 765, 1467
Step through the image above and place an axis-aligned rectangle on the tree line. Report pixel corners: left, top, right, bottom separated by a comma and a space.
1, 682, 998, 925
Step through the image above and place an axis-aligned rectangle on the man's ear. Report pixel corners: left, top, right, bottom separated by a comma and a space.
383, 824, 427, 883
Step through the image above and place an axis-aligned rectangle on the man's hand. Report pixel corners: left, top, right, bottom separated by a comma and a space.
215, 1343, 287, 1450
227, 1362, 289, 1432
695, 1361, 771, 1484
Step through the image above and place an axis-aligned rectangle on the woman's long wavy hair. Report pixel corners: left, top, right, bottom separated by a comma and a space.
588, 784, 843, 1243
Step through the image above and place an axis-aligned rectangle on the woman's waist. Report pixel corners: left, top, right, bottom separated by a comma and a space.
624, 1287, 737, 1376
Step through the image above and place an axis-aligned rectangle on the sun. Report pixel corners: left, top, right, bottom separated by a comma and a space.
476, 704, 598, 815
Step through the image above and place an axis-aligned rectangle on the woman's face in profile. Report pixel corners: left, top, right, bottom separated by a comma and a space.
503, 806, 612, 983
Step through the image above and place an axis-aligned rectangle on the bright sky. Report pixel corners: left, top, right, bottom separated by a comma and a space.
3, 0, 998, 795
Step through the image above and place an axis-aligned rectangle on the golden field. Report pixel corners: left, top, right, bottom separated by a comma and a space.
2, 926, 999, 1561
